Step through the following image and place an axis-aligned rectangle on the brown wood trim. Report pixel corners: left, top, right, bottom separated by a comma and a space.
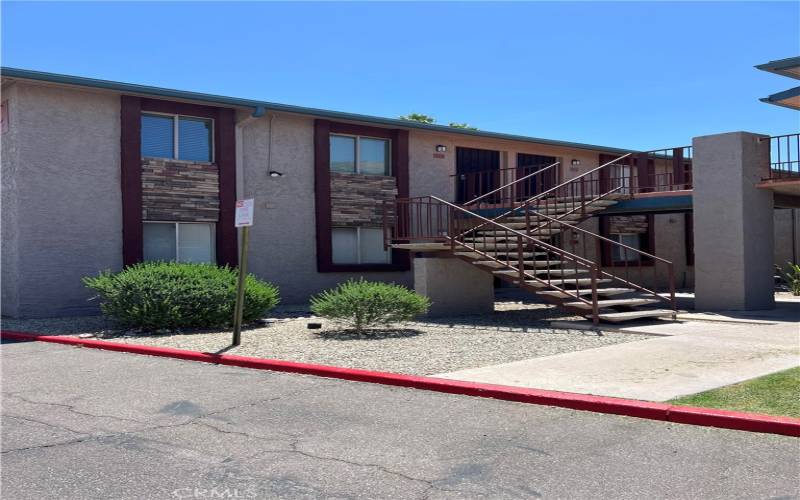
329, 121, 396, 139
121, 95, 143, 266
637, 153, 654, 193
672, 148, 685, 188
598, 213, 655, 268
141, 98, 218, 119
121, 96, 237, 267
215, 107, 237, 267
684, 212, 694, 266
314, 120, 333, 271
598, 153, 616, 193
315, 120, 410, 272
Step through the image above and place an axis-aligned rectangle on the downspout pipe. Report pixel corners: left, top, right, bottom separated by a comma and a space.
235, 106, 267, 199
233, 106, 267, 249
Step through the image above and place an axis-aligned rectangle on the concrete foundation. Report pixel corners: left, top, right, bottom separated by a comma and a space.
693, 131, 774, 311
413, 257, 494, 316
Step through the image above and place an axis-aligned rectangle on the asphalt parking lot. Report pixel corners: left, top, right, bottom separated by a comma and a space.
2, 339, 799, 499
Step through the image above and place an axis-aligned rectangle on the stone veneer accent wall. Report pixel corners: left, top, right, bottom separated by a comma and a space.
141, 158, 219, 222
330, 172, 398, 227
608, 215, 648, 234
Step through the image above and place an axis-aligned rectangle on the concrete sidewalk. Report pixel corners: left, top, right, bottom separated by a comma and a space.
436, 313, 799, 401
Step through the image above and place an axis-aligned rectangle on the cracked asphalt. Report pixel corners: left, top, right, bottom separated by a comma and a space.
2, 340, 799, 500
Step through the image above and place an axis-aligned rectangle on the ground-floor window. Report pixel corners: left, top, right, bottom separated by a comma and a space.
610, 233, 642, 263
332, 227, 390, 264
600, 214, 653, 266
143, 222, 216, 263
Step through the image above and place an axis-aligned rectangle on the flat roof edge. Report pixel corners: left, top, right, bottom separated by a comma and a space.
0, 66, 633, 155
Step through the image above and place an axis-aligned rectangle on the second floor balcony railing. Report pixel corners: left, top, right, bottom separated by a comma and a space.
766, 133, 800, 180
450, 146, 693, 206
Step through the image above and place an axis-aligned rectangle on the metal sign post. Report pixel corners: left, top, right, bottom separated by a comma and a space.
232, 199, 254, 346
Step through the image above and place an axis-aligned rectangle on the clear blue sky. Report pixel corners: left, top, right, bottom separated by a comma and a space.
2, 1, 798, 150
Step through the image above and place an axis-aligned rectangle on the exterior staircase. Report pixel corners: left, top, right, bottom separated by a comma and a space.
385, 154, 677, 324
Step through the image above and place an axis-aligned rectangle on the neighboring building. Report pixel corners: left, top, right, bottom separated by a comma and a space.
1, 67, 798, 320
756, 56, 800, 111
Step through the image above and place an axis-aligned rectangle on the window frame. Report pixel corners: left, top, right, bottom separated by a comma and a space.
331, 227, 392, 265
329, 133, 392, 176
610, 233, 642, 263
314, 119, 410, 273
143, 221, 217, 263
598, 214, 655, 267
141, 111, 215, 163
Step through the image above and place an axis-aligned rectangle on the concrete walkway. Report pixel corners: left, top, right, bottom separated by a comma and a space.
436, 305, 800, 401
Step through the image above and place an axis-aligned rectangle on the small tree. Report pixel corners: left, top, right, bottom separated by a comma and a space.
310, 279, 430, 334
399, 113, 436, 124
448, 122, 478, 130
398, 113, 478, 130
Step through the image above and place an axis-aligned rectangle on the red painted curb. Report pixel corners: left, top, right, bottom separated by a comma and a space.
3, 330, 799, 437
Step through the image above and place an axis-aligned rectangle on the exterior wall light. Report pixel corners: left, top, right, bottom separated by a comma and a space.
269, 171, 283, 177
435, 145, 447, 153
571, 159, 581, 166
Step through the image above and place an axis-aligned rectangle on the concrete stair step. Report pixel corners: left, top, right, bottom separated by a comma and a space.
524, 278, 612, 288
596, 309, 676, 322
455, 251, 546, 259
501, 216, 582, 229
533, 199, 618, 209
466, 241, 549, 250
536, 287, 635, 298
475, 227, 564, 236
505, 209, 600, 221
495, 268, 583, 277
473, 260, 565, 268
564, 298, 661, 310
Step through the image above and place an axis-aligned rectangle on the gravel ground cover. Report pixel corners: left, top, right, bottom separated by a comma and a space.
2, 298, 652, 376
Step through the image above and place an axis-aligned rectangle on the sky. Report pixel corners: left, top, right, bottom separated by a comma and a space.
2, 1, 799, 150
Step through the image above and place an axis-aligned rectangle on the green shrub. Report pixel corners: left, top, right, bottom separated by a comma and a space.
310, 279, 430, 333
83, 262, 279, 330
779, 262, 800, 296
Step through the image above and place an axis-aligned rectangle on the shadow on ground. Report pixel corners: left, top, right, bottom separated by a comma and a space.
314, 328, 424, 341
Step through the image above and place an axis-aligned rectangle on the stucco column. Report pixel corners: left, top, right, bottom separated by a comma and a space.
692, 131, 774, 310
413, 257, 494, 316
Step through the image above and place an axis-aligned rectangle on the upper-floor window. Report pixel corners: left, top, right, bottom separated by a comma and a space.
141, 113, 213, 162
330, 134, 390, 176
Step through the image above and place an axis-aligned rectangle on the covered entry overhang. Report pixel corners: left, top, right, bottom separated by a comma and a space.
757, 178, 800, 208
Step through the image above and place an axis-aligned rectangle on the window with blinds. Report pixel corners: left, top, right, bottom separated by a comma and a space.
141, 113, 213, 162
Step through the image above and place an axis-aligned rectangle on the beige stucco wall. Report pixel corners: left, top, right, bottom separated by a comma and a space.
1, 83, 123, 317
570, 215, 692, 292
407, 129, 614, 201
6, 81, 790, 318
774, 208, 799, 266
2, 83, 21, 316
238, 112, 412, 304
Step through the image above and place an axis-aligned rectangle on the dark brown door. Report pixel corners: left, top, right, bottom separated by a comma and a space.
456, 147, 500, 203
516, 153, 558, 201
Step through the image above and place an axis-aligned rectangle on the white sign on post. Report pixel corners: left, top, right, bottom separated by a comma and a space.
235, 199, 254, 227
